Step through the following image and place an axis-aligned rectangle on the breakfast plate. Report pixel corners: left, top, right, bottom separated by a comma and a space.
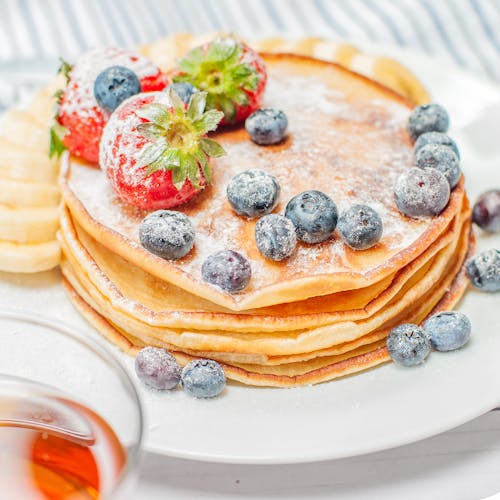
0, 45, 499, 464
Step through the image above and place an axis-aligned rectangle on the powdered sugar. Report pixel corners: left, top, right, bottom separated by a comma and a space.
67, 60, 435, 296
61, 47, 162, 119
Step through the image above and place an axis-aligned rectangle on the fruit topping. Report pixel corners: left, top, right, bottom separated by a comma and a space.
245, 108, 288, 145
337, 204, 383, 250
100, 89, 225, 210
414, 143, 461, 188
50, 48, 168, 163
173, 36, 267, 125
465, 249, 500, 292
394, 167, 450, 217
135, 347, 181, 390
227, 169, 280, 218
94, 65, 141, 113
166, 82, 199, 104
472, 189, 500, 233
386, 323, 431, 367
181, 359, 226, 398
255, 214, 297, 261
201, 250, 251, 293
139, 210, 195, 260
407, 103, 449, 140
424, 311, 471, 352
285, 190, 338, 244
414, 131, 460, 159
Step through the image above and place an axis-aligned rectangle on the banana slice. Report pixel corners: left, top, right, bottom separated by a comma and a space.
0, 239, 60, 273
0, 110, 49, 153
0, 204, 59, 243
26, 88, 57, 127
0, 137, 58, 183
0, 177, 59, 207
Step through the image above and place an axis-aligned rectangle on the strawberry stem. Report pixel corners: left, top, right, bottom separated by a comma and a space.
173, 37, 259, 123
137, 88, 225, 189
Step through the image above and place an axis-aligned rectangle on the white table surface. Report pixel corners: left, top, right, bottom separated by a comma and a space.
134, 411, 500, 499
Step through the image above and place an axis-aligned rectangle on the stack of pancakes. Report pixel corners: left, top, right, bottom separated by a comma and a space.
58, 54, 472, 387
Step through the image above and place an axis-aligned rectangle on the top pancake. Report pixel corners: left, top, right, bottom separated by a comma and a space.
60, 54, 464, 311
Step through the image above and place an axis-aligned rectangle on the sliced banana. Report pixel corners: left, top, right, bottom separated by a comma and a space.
0, 137, 58, 183
0, 204, 59, 244
0, 109, 50, 153
0, 177, 59, 207
0, 239, 60, 273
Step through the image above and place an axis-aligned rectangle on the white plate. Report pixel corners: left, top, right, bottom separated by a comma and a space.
1, 47, 499, 464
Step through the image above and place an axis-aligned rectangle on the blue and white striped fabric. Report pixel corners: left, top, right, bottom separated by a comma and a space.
1, 0, 500, 79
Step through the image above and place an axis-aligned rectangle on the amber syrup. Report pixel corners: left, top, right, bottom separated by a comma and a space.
0, 378, 126, 499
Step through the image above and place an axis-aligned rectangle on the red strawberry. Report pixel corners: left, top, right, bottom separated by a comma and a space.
100, 89, 225, 210
49, 48, 168, 163
172, 36, 267, 125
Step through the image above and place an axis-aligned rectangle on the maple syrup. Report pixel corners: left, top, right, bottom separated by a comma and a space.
0, 378, 126, 499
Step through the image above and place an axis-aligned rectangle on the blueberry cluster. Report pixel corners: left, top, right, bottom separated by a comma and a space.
135, 347, 226, 398
395, 104, 463, 218
386, 310, 472, 367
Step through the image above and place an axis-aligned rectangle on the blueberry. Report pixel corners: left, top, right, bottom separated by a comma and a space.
167, 82, 199, 104
285, 190, 338, 244
140, 210, 194, 260
245, 108, 288, 145
94, 65, 141, 113
415, 144, 461, 188
202, 250, 251, 292
386, 323, 431, 367
181, 359, 226, 398
424, 311, 471, 352
465, 249, 500, 292
255, 214, 297, 261
414, 131, 460, 159
227, 169, 280, 218
407, 104, 449, 141
472, 190, 500, 233
337, 204, 383, 250
394, 167, 450, 217
135, 347, 181, 390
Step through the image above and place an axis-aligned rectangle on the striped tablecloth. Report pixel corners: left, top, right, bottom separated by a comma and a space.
1, 0, 500, 80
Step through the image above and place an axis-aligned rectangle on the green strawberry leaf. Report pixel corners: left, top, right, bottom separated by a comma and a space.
193, 148, 211, 183
193, 109, 224, 134
49, 122, 68, 158
200, 138, 225, 158
57, 57, 72, 84
137, 138, 168, 168
207, 37, 237, 62
168, 87, 186, 114
136, 122, 166, 140
187, 91, 207, 121
136, 104, 172, 129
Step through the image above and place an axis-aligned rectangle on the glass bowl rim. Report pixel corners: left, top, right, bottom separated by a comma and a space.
0, 307, 144, 497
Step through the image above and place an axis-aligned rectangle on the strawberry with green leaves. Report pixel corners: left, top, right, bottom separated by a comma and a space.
50, 48, 168, 163
100, 88, 225, 210
172, 36, 267, 125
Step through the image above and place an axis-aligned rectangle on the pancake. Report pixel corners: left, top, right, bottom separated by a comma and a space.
60, 53, 465, 311
62, 238, 471, 387
58, 199, 467, 333
59, 207, 471, 360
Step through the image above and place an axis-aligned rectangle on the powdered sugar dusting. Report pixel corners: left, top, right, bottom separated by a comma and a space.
61, 47, 162, 119
67, 60, 437, 297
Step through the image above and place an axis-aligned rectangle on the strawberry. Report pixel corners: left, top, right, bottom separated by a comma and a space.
50, 48, 168, 163
100, 88, 225, 210
172, 36, 267, 126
